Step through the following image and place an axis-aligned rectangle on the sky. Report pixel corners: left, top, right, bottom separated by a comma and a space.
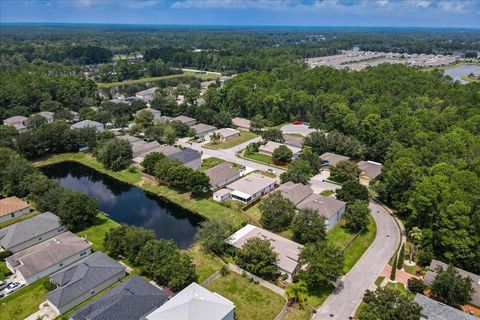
0, 0, 479, 28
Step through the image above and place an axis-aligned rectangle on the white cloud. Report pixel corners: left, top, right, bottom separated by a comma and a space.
438, 1, 469, 13
171, 0, 291, 9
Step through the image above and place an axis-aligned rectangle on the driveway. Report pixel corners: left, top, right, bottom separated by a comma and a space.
280, 124, 317, 136
309, 171, 341, 194
313, 201, 400, 320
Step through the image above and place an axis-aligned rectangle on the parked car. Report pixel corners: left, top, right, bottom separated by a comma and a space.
292, 120, 302, 125
266, 168, 275, 174
0, 279, 10, 291
4, 282, 23, 294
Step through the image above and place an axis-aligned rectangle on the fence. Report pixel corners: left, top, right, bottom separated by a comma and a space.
200, 268, 223, 287
227, 263, 286, 296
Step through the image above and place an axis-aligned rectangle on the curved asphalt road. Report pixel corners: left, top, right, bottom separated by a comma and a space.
313, 200, 400, 320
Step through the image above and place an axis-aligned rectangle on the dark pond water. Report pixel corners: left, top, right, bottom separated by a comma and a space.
42, 161, 202, 249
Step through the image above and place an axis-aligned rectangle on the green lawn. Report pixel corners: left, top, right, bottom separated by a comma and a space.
96, 70, 220, 88
375, 276, 385, 287
402, 263, 418, 275
187, 244, 224, 283
0, 261, 10, 280
203, 131, 258, 150
284, 307, 312, 320
320, 190, 335, 197
242, 151, 289, 170
200, 157, 226, 171
0, 277, 50, 320
385, 282, 414, 300
76, 213, 119, 252
207, 272, 285, 320
35, 153, 246, 228
0, 212, 39, 229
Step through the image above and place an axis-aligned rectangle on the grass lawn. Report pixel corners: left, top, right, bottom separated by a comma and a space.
207, 272, 285, 320
0, 212, 38, 229
76, 213, 119, 252
0, 261, 10, 280
203, 131, 258, 150
320, 190, 335, 197
35, 153, 246, 228
284, 307, 312, 320
243, 201, 262, 224
187, 244, 224, 283
199, 157, 225, 171
96, 71, 220, 88
385, 282, 414, 300
304, 283, 336, 308
375, 276, 385, 287
242, 151, 288, 170
0, 277, 49, 320
402, 263, 418, 275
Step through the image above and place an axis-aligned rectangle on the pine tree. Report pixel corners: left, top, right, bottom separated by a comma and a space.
397, 244, 405, 270
390, 255, 397, 281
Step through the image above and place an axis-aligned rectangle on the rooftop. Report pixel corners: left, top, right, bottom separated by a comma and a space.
131, 140, 161, 156
3, 115, 28, 123
169, 148, 201, 165
414, 294, 477, 320
357, 160, 383, 180
38, 111, 54, 118
226, 173, 276, 196
0, 196, 29, 217
0, 212, 62, 250
117, 134, 142, 144
191, 123, 218, 135
275, 181, 313, 206
172, 115, 196, 125
70, 275, 168, 320
6, 232, 91, 279
320, 152, 350, 166
136, 87, 159, 97
215, 128, 240, 138
227, 224, 303, 275
205, 163, 239, 187
283, 135, 304, 148
71, 120, 104, 129
46, 252, 125, 310
146, 282, 235, 320
232, 117, 251, 129
297, 193, 346, 219
259, 141, 301, 154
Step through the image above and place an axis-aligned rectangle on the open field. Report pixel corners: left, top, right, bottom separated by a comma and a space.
206, 272, 285, 320
97, 70, 221, 88
203, 131, 258, 150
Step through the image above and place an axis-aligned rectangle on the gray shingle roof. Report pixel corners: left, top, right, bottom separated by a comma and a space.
170, 148, 201, 165
275, 181, 313, 206
297, 193, 346, 220
283, 135, 304, 148
205, 163, 239, 187
0, 212, 63, 251
45, 252, 125, 311
414, 294, 477, 320
319, 152, 350, 166
357, 160, 383, 180
191, 123, 217, 135
70, 275, 168, 320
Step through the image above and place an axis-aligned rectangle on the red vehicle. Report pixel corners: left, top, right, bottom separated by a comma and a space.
292, 120, 302, 125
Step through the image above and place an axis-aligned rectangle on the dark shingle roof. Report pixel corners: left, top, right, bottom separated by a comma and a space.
70, 275, 168, 320
414, 294, 477, 320
0, 212, 63, 250
45, 252, 125, 311
170, 148, 201, 164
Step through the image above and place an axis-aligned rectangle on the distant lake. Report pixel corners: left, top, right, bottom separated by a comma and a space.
443, 64, 480, 84
42, 162, 202, 249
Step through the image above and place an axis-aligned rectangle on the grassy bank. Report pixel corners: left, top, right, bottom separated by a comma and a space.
34, 153, 246, 227
203, 131, 258, 150
97, 70, 220, 88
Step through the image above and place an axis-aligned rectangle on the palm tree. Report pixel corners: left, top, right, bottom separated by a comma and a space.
286, 281, 308, 307
211, 132, 220, 144
408, 227, 422, 263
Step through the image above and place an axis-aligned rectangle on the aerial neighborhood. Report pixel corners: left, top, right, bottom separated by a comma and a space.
1, 13, 480, 320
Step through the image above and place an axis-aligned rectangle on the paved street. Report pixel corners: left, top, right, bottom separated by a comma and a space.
313, 201, 400, 320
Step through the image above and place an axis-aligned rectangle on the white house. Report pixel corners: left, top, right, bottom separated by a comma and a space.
37, 111, 55, 123
0, 196, 30, 224
3, 116, 28, 133
214, 128, 240, 141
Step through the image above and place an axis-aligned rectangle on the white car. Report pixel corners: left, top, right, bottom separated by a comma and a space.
266, 168, 275, 174
3, 282, 23, 295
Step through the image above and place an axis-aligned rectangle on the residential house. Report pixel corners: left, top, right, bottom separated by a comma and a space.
227, 224, 303, 278
215, 128, 241, 141
232, 117, 251, 131
320, 152, 350, 167
135, 87, 158, 102
214, 173, 276, 203
172, 115, 197, 127
259, 141, 302, 159
275, 182, 346, 230
169, 147, 202, 170
45, 252, 126, 314
283, 134, 304, 149
424, 260, 480, 308
196, 97, 206, 106
357, 160, 383, 184
118, 134, 142, 144
191, 123, 218, 138
146, 282, 235, 320
213, 189, 231, 202
414, 294, 477, 320
70, 275, 169, 320
205, 163, 240, 190
0, 196, 30, 224
5, 232, 91, 284
131, 140, 161, 158
157, 116, 172, 123
137, 108, 162, 121
37, 111, 55, 123
3, 115, 28, 132
71, 120, 104, 132
0, 212, 65, 253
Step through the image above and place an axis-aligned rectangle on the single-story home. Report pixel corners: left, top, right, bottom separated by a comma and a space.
227, 224, 303, 278
0, 211, 65, 253
71, 120, 104, 132
118, 134, 142, 144
169, 147, 202, 170
146, 282, 235, 320
215, 128, 240, 141
414, 294, 477, 320
5, 232, 91, 284
357, 160, 383, 184
259, 141, 302, 159
135, 87, 158, 102
45, 252, 126, 314
192, 123, 218, 138
37, 111, 55, 123
131, 139, 161, 158
70, 275, 169, 320
283, 134, 304, 149
423, 259, 480, 308
320, 152, 350, 167
232, 117, 251, 131
205, 163, 240, 190
137, 108, 162, 121
0, 196, 30, 224
215, 173, 276, 203
275, 182, 346, 230
3, 115, 28, 132
172, 115, 197, 127
157, 116, 172, 123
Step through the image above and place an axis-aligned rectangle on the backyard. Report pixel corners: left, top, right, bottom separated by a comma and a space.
75, 213, 119, 252
203, 131, 258, 149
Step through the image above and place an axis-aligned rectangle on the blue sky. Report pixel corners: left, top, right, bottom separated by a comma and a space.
1, 0, 479, 28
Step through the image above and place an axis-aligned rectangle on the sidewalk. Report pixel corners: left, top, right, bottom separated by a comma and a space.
380, 264, 421, 286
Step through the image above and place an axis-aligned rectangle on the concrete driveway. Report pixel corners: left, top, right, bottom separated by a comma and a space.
313, 200, 400, 320
309, 171, 341, 194
280, 124, 317, 136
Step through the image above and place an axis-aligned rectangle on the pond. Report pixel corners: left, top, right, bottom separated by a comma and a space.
443, 64, 480, 84
41, 161, 203, 249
